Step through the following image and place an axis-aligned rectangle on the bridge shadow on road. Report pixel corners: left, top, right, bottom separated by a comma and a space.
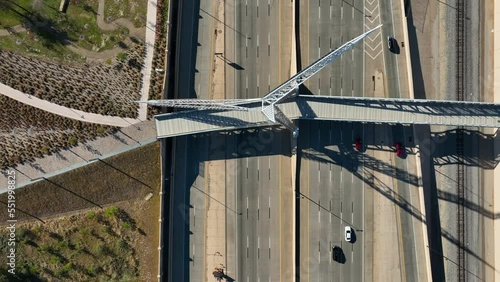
172, 120, 499, 281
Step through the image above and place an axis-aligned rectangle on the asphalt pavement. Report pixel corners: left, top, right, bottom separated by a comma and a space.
225, 1, 294, 281
297, 0, 424, 281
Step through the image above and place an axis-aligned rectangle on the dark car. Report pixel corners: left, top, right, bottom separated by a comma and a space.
354, 138, 362, 151
387, 36, 396, 52
395, 142, 404, 158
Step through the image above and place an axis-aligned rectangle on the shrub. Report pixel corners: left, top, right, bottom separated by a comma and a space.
56, 241, 68, 250
50, 256, 61, 265
87, 211, 96, 220
105, 206, 119, 218
95, 243, 110, 255
86, 265, 101, 275
101, 225, 111, 234
116, 239, 130, 253
62, 262, 73, 271
117, 52, 128, 61
68, 136, 78, 146
54, 268, 67, 278
122, 222, 131, 229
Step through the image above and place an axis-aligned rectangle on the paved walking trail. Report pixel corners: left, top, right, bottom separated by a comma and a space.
0, 0, 158, 125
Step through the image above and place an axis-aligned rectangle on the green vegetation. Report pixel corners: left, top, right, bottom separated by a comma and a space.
104, 0, 148, 28
87, 211, 96, 220
0, 31, 86, 63
0, 207, 141, 281
117, 51, 128, 61
105, 206, 119, 218
0, 0, 130, 61
0, 0, 51, 28
148, 0, 169, 118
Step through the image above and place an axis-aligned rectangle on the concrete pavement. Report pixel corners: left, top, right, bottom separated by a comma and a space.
0, 83, 139, 127
205, 2, 229, 281
138, 0, 159, 121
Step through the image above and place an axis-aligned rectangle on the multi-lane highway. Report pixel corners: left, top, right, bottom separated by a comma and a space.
298, 0, 366, 280
298, 120, 368, 281
299, 0, 364, 98
225, 0, 294, 281
297, 0, 426, 281
166, 0, 428, 281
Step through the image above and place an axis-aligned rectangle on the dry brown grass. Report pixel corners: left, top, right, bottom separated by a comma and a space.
147, 0, 169, 118
0, 142, 160, 220
0, 95, 117, 170
0, 142, 160, 281
0, 44, 145, 119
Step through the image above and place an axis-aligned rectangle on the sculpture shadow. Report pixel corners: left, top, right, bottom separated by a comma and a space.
216, 53, 245, 70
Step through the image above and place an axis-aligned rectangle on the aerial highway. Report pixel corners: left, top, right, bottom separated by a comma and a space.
162, 0, 434, 281
297, 0, 427, 281
225, 0, 294, 281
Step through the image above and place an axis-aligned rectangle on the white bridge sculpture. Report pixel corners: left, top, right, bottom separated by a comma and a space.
142, 25, 384, 138
142, 24, 500, 138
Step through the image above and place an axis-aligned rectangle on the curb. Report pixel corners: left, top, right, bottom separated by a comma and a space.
398, 0, 432, 281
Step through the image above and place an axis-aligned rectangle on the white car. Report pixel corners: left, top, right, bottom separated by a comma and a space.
345, 226, 352, 242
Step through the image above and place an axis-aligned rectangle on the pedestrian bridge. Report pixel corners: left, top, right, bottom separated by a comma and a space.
154, 95, 500, 138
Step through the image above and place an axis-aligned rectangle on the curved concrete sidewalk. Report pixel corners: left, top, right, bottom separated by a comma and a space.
0, 83, 140, 127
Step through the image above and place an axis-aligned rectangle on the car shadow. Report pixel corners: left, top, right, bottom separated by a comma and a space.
333, 247, 346, 264
349, 229, 357, 244
393, 39, 401, 54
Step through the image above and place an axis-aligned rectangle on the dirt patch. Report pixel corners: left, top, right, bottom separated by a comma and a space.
0, 142, 160, 221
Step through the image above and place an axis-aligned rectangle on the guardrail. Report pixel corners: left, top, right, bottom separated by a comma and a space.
158, 0, 179, 281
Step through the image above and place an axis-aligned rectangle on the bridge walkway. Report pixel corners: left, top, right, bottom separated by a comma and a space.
154, 95, 500, 138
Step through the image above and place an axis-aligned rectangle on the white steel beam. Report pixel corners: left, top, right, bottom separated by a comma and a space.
261, 24, 383, 124
140, 98, 262, 111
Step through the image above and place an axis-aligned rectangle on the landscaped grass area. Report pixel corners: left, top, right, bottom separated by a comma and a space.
105, 0, 148, 28
0, 0, 132, 61
0, 205, 156, 281
0, 142, 161, 280
0, 31, 86, 63
0, 0, 57, 28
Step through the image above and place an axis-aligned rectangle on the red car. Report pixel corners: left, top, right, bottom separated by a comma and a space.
395, 142, 404, 157
354, 138, 362, 151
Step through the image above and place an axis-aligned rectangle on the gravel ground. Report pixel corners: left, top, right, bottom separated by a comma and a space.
411, 0, 486, 280
434, 0, 484, 280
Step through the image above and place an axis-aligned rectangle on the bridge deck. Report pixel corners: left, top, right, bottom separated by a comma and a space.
155, 95, 500, 138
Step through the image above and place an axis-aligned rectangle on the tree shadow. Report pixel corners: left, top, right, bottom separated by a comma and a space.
82, 4, 97, 16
